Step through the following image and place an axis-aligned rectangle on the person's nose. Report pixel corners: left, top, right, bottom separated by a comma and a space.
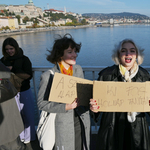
126, 50, 130, 56
73, 51, 77, 57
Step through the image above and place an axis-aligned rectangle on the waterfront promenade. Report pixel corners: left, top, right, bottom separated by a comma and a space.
0, 23, 141, 37
0, 25, 91, 37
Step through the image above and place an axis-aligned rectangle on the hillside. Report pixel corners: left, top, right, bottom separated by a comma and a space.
82, 12, 150, 20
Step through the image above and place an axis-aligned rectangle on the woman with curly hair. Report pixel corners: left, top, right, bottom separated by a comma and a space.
37, 34, 90, 150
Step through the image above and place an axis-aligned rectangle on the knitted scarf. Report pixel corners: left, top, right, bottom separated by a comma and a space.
119, 62, 140, 122
59, 62, 73, 76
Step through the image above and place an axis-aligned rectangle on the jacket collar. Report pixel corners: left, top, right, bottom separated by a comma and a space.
113, 65, 144, 82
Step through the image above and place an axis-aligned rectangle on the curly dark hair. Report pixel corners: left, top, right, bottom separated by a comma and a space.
47, 33, 81, 64
2, 37, 20, 59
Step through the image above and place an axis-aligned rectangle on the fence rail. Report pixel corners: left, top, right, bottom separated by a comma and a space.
32, 65, 150, 132
32, 65, 150, 101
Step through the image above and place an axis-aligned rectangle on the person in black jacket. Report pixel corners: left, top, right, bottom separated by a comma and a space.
1, 37, 36, 144
90, 39, 150, 150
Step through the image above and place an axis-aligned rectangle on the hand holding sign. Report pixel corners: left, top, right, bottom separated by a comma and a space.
89, 99, 99, 113
65, 98, 79, 110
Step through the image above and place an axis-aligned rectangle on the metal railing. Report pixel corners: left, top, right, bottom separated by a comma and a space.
32, 65, 150, 102
32, 65, 150, 132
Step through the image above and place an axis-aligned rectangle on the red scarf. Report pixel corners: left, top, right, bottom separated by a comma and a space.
59, 63, 73, 76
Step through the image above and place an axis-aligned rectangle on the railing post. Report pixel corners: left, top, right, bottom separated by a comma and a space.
92, 71, 95, 80
32, 71, 37, 101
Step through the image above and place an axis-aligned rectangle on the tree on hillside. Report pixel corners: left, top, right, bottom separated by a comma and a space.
0, 26, 10, 30
16, 15, 21, 24
23, 16, 29, 23
0, 13, 4, 16
72, 19, 77, 24
9, 12, 12, 16
30, 17, 39, 24
11, 12, 15, 16
3, 9, 9, 16
81, 19, 87, 25
39, 14, 42, 19
65, 14, 76, 20
44, 12, 77, 21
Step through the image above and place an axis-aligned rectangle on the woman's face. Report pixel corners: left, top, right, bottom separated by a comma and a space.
5, 45, 16, 56
61, 46, 77, 69
119, 42, 137, 70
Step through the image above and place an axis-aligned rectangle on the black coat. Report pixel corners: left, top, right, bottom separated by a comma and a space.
1, 48, 32, 91
96, 65, 150, 150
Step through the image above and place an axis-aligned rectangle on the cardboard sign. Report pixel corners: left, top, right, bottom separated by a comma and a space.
48, 73, 150, 112
48, 72, 93, 106
93, 81, 150, 112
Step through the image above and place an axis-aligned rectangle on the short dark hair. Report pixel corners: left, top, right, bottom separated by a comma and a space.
2, 37, 20, 59
47, 33, 81, 64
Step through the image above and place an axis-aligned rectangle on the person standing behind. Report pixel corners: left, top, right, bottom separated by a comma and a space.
90, 39, 150, 150
1, 37, 36, 144
0, 61, 25, 150
37, 34, 90, 150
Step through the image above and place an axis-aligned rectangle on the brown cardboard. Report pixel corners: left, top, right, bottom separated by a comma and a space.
93, 81, 150, 112
48, 73, 150, 111
48, 72, 93, 106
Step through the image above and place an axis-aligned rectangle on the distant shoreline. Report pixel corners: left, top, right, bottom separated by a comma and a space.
0, 25, 90, 37
0, 23, 147, 37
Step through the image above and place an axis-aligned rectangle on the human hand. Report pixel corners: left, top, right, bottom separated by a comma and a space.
90, 99, 99, 113
7, 66, 12, 70
65, 98, 79, 111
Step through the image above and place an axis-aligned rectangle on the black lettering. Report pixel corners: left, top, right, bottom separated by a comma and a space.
65, 91, 70, 98
58, 91, 64, 98
56, 77, 64, 89
107, 85, 116, 96
68, 79, 77, 88
71, 91, 75, 97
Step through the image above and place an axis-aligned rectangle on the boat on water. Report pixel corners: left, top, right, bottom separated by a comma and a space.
114, 24, 120, 26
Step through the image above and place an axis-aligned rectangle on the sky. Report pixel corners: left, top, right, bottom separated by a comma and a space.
2, 0, 150, 17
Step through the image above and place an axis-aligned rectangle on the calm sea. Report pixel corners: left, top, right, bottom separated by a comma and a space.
0, 24, 150, 68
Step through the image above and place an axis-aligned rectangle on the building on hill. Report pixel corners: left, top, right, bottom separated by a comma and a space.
28, 0, 34, 5
44, 9, 65, 14
0, 16, 18, 29
0, 4, 8, 11
0, 0, 43, 19
53, 18, 72, 26
44, 8, 82, 18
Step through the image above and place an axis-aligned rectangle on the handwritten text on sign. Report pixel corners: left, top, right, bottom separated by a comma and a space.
49, 72, 93, 106
93, 81, 150, 112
